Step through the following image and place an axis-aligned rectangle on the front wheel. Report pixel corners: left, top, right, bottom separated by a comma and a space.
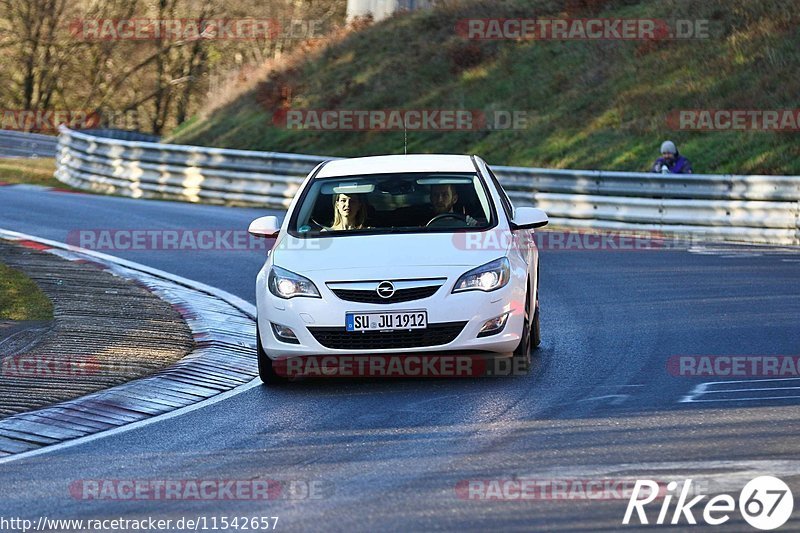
512, 291, 532, 373
257, 325, 287, 385
531, 303, 541, 348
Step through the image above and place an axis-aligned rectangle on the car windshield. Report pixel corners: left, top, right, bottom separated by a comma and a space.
290, 172, 495, 236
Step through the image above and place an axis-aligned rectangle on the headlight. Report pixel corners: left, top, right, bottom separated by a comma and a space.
268, 266, 320, 299
452, 257, 510, 293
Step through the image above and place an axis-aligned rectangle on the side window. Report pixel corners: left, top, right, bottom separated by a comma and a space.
486, 166, 515, 221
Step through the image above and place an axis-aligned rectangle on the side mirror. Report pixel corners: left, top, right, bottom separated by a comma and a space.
511, 207, 548, 230
248, 216, 280, 238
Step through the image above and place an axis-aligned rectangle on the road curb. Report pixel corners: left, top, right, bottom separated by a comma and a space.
0, 238, 194, 416
0, 229, 258, 462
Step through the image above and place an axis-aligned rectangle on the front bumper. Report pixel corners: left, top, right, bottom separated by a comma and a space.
256, 265, 527, 360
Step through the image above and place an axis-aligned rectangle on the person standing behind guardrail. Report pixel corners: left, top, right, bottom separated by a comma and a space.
652, 140, 693, 174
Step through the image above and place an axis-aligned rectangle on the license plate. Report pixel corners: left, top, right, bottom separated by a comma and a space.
346, 310, 427, 332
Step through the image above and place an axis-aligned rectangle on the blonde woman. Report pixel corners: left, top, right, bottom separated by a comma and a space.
328, 193, 368, 230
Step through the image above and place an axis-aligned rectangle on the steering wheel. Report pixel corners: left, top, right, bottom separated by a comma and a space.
426, 212, 468, 227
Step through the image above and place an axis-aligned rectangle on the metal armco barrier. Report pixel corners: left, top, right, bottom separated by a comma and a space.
81, 128, 162, 143
56, 127, 800, 245
0, 129, 58, 158
56, 126, 328, 208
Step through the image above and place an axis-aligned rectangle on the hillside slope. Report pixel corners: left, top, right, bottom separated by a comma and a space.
170, 0, 800, 174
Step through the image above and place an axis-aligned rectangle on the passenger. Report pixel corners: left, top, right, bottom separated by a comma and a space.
328, 193, 368, 230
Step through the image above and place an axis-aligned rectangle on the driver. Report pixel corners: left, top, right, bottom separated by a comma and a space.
427, 184, 477, 226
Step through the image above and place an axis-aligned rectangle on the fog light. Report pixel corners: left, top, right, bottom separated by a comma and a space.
271, 322, 300, 344
477, 313, 509, 338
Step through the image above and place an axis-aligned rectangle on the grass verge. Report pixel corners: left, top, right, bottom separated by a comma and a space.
0, 158, 66, 188
171, 0, 800, 175
0, 262, 54, 321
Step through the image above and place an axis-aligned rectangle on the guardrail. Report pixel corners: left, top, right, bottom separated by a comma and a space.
55, 126, 800, 245
56, 126, 327, 208
0, 129, 58, 158
497, 166, 800, 245
82, 128, 162, 143
0, 128, 159, 158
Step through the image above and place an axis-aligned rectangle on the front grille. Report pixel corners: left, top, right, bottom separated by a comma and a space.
331, 285, 440, 304
308, 321, 467, 350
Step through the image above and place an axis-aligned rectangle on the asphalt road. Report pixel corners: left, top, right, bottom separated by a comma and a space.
1, 186, 799, 531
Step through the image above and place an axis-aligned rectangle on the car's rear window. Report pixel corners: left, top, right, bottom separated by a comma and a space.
289, 172, 496, 237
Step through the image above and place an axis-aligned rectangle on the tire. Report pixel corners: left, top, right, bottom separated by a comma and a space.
531, 303, 541, 349
512, 290, 532, 373
532, 259, 541, 349
257, 325, 287, 384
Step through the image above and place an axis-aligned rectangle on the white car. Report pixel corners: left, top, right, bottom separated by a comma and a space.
248, 154, 547, 383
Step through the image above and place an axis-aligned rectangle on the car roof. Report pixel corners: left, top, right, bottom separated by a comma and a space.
315, 154, 477, 179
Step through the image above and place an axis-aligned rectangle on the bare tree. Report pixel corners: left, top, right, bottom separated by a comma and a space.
0, 0, 347, 133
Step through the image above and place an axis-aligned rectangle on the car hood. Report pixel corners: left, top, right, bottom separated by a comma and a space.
271, 231, 510, 273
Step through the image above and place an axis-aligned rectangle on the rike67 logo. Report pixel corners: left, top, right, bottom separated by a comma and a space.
624, 476, 793, 530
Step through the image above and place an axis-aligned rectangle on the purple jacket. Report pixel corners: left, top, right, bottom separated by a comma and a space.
652, 154, 693, 174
